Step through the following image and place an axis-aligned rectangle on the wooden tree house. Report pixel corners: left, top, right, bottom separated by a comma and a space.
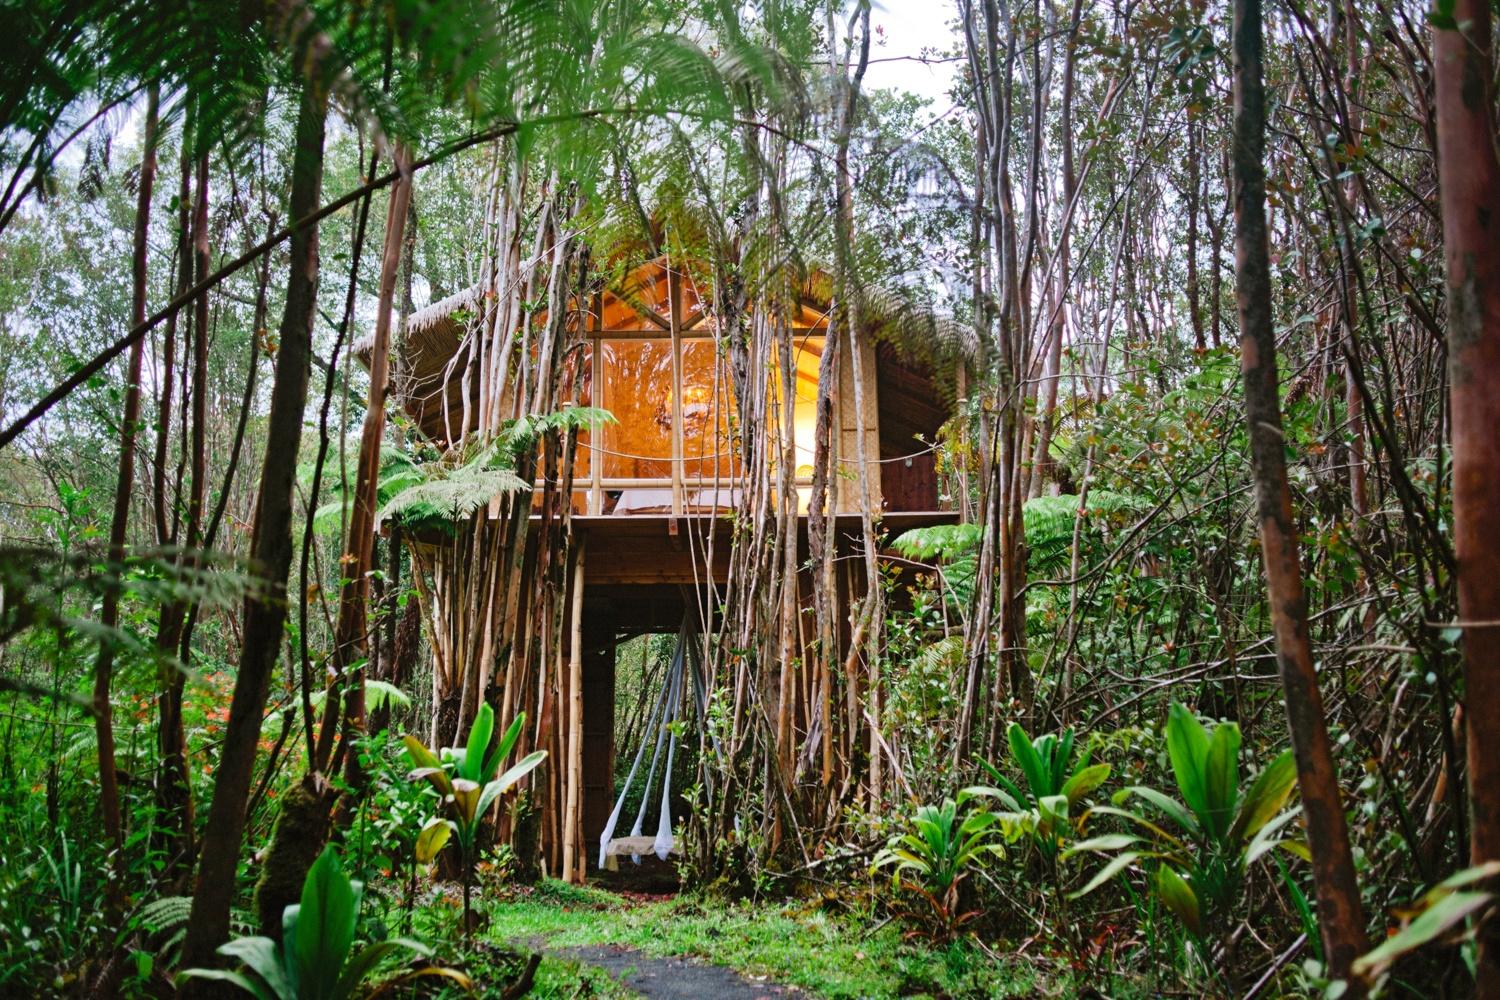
365, 254, 964, 880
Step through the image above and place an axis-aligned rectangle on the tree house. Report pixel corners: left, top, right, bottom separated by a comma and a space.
369, 254, 964, 878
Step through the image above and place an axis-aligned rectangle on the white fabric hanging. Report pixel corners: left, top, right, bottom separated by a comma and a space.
598, 615, 692, 868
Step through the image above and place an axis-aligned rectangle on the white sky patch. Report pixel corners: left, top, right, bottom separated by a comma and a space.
863, 0, 962, 112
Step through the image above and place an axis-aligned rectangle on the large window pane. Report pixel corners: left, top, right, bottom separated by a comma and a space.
774, 334, 823, 480
600, 339, 674, 479
680, 339, 740, 482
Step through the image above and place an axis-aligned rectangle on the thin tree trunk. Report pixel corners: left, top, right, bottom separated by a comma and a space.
1231, 0, 1368, 985
179, 84, 327, 982
326, 147, 413, 789
1431, 0, 1500, 992
92, 85, 159, 897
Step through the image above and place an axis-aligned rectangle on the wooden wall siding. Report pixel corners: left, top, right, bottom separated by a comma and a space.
875, 341, 948, 512
580, 619, 616, 869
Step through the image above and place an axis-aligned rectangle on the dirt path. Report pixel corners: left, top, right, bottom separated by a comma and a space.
558, 944, 806, 999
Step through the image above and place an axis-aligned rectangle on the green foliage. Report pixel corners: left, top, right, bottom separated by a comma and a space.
890, 491, 1143, 608
1352, 860, 1500, 991
311, 447, 427, 535
975, 723, 1110, 858
871, 791, 1006, 940
378, 459, 530, 531
179, 846, 464, 999
403, 705, 546, 932
1066, 704, 1302, 947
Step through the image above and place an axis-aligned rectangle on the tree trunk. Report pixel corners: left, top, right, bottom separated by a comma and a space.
1230, 0, 1368, 986
179, 85, 327, 984
92, 85, 159, 899
1432, 1, 1500, 992
325, 146, 413, 784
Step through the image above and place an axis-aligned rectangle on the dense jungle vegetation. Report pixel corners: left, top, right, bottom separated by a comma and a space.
1, 0, 1499, 996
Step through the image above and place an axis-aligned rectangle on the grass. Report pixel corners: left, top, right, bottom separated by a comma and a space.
478, 879, 1045, 999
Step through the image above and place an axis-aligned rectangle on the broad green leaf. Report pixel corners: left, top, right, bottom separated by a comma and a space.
1166, 702, 1211, 825
1061, 763, 1111, 805
402, 735, 443, 772
1434, 860, 1500, 892
294, 847, 356, 1000
1053, 729, 1077, 793
462, 703, 495, 782
1203, 720, 1241, 840
484, 711, 528, 781
215, 936, 291, 1000
1230, 749, 1297, 845
406, 766, 454, 798
1070, 851, 1141, 898
489, 749, 548, 802
1008, 723, 1050, 802
415, 817, 452, 864
450, 778, 482, 824
1066, 833, 1141, 853
1114, 786, 1198, 836
332, 937, 433, 999
176, 967, 279, 1000
1156, 865, 1202, 936
1245, 806, 1303, 866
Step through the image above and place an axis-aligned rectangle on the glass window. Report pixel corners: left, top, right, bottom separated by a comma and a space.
599, 339, 674, 479
680, 339, 740, 482
773, 334, 824, 481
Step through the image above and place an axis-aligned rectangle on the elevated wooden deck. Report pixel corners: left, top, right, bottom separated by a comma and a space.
572, 509, 960, 587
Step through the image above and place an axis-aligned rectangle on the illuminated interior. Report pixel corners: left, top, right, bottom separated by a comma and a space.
552, 331, 824, 514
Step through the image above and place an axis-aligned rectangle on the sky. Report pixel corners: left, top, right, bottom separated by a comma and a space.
862, 0, 963, 111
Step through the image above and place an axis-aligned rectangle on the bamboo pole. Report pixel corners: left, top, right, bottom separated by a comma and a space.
563, 537, 587, 884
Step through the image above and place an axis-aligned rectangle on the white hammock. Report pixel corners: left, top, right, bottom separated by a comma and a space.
598, 613, 721, 868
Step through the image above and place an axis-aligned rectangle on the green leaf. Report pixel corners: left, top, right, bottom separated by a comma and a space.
1203, 719, 1241, 840
176, 967, 279, 1000
1166, 703, 1211, 823
415, 817, 452, 864
462, 703, 495, 783
475, 749, 547, 819
484, 711, 527, 781
1070, 851, 1142, 898
1008, 723, 1049, 802
1061, 763, 1111, 805
1231, 749, 1297, 845
1352, 891, 1494, 981
216, 936, 292, 1000
293, 847, 356, 999
332, 938, 433, 999
1064, 833, 1140, 854
1115, 785, 1199, 835
1156, 865, 1202, 936
402, 735, 443, 772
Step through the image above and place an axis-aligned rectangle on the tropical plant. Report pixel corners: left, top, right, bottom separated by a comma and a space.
1065, 703, 1302, 968
1351, 860, 1500, 992
871, 790, 1006, 941
891, 491, 1143, 608
179, 846, 466, 999
977, 722, 1110, 858
403, 704, 546, 935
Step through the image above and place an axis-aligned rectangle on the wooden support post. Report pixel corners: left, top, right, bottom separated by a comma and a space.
668, 261, 685, 516
563, 537, 586, 884
590, 292, 603, 515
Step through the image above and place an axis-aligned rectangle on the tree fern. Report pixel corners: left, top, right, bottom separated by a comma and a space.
378, 462, 530, 530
